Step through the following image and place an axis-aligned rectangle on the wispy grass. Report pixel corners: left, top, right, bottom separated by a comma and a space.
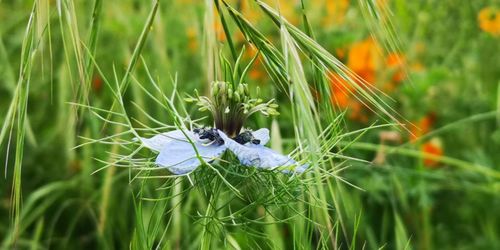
2, 0, 500, 249
1, 1, 42, 246
3, 0, 405, 248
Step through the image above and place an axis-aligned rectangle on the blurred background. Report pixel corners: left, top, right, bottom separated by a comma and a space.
1, 0, 499, 249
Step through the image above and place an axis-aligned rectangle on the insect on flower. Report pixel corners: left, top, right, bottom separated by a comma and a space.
139, 51, 308, 175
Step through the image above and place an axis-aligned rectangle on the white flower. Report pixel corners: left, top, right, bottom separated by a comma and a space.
140, 128, 308, 175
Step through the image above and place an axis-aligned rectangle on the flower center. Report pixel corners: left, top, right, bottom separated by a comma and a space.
234, 131, 261, 145
193, 127, 260, 145
184, 48, 279, 137
186, 81, 279, 137
193, 127, 224, 146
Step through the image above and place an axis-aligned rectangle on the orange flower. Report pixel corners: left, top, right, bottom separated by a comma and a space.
410, 113, 436, 142
328, 38, 379, 122
329, 72, 351, 108
382, 53, 406, 92
335, 48, 346, 60
386, 53, 405, 82
92, 74, 103, 93
478, 6, 500, 36
346, 38, 379, 84
329, 37, 409, 122
329, 73, 369, 122
349, 101, 369, 123
243, 46, 267, 83
322, 0, 350, 26
248, 61, 266, 82
213, 16, 226, 42
421, 138, 443, 168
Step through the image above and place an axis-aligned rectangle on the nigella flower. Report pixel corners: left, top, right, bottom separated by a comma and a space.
139, 77, 308, 175
140, 127, 307, 175
138, 51, 309, 175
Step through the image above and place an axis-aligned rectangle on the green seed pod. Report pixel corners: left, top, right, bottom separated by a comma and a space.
238, 84, 245, 97
243, 83, 249, 96
267, 108, 280, 116
234, 91, 241, 103
217, 81, 226, 95
211, 82, 219, 97
227, 88, 233, 99
184, 97, 196, 103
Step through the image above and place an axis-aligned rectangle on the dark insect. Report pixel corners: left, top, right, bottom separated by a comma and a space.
193, 127, 260, 145
193, 127, 224, 145
234, 131, 260, 145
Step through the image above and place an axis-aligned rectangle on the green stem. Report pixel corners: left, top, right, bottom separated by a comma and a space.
200, 192, 218, 249
214, 0, 241, 81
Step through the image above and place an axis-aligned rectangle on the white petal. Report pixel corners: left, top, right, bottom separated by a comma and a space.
252, 128, 270, 145
155, 140, 226, 175
140, 130, 195, 152
240, 144, 297, 169
294, 163, 309, 173
218, 130, 306, 172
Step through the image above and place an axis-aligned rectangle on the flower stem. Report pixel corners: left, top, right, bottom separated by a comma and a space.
200, 191, 218, 250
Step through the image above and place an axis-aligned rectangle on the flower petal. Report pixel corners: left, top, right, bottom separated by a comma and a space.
294, 163, 309, 173
156, 140, 227, 175
140, 130, 195, 152
241, 144, 298, 169
218, 130, 306, 172
252, 128, 270, 145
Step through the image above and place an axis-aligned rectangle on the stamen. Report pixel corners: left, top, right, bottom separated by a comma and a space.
234, 130, 260, 145
193, 127, 224, 146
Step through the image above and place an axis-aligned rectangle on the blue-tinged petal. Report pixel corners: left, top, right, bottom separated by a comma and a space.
281, 162, 309, 174
218, 130, 306, 172
155, 140, 226, 175
251, 128, 270, 145
140, 130, 195, 152
294, 163, 309, 173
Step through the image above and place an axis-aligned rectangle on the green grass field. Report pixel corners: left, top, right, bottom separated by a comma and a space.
1, 0, 500, 249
